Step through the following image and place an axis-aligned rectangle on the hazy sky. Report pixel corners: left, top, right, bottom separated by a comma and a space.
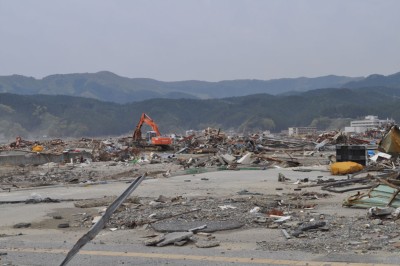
1, 0, 399, 81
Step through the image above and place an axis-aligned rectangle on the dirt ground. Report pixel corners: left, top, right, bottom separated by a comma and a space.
1, 150, 400, 265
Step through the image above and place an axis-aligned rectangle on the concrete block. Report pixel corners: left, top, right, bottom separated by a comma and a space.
156, 232, 193, 247
237, 152, 252, 164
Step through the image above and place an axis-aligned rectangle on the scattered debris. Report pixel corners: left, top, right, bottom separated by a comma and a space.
368, 207, 395, 217
6, 124, 400, 258
344, 183, 400, 208
156, 232, 193, 247
291, 221, 327, 237
249, 207, 261, 213
144, 234, 165, 246
281, 229, 291, 239
57, 223, 70, 228
189, 224, 207, 232
379, 125, 400, 153
13, 223, 31, 228
60, 174, 146, 266
25, 197, 60, 204
195, 239, 220, 248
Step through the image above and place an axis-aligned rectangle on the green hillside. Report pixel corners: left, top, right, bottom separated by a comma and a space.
0, 86, 399, 140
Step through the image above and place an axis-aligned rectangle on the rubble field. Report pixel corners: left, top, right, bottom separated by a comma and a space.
2, 126, 400, 259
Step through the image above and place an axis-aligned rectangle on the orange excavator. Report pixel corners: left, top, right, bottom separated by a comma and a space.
132, 113, 172, 146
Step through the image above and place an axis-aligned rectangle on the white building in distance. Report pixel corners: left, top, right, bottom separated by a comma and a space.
288, 127, 317, 136
344, 115, 394, 133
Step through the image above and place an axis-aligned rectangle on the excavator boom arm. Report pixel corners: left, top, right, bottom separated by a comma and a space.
133, 113, 162, 141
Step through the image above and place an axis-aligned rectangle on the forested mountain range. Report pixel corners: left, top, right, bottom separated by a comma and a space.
0, 85, 399, 140
0, 71, 361, 103
343, 72, 400, 89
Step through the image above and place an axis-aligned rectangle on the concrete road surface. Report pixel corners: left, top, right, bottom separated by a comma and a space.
1, 167, 399, 265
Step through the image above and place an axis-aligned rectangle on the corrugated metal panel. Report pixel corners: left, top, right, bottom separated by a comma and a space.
344, 184, 400, 208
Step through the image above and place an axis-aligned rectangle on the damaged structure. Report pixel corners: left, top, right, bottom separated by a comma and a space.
3, 124, 400, 265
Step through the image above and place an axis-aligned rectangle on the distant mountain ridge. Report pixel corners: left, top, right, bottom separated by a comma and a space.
1, 84, 400, 139
0, 71, 362, 103
342, 72, 400, 89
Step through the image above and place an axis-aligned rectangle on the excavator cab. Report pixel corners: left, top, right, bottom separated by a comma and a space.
145, 131, 157, 144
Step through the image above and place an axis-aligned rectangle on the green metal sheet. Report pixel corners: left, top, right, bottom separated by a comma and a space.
344, 184, 400, 208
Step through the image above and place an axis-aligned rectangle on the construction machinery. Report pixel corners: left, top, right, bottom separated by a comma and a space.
132, 113, 172, 146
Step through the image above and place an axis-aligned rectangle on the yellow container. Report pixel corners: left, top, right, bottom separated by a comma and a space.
32, 145, 44, 152
330, 161, 363, 175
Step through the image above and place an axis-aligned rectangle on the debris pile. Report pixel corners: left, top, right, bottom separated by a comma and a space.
6, 125, 400, 256
0, 127, 343, 170
106, 191, 330, 231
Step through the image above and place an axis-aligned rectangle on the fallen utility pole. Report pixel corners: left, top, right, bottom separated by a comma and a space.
59, 174, 146, 266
